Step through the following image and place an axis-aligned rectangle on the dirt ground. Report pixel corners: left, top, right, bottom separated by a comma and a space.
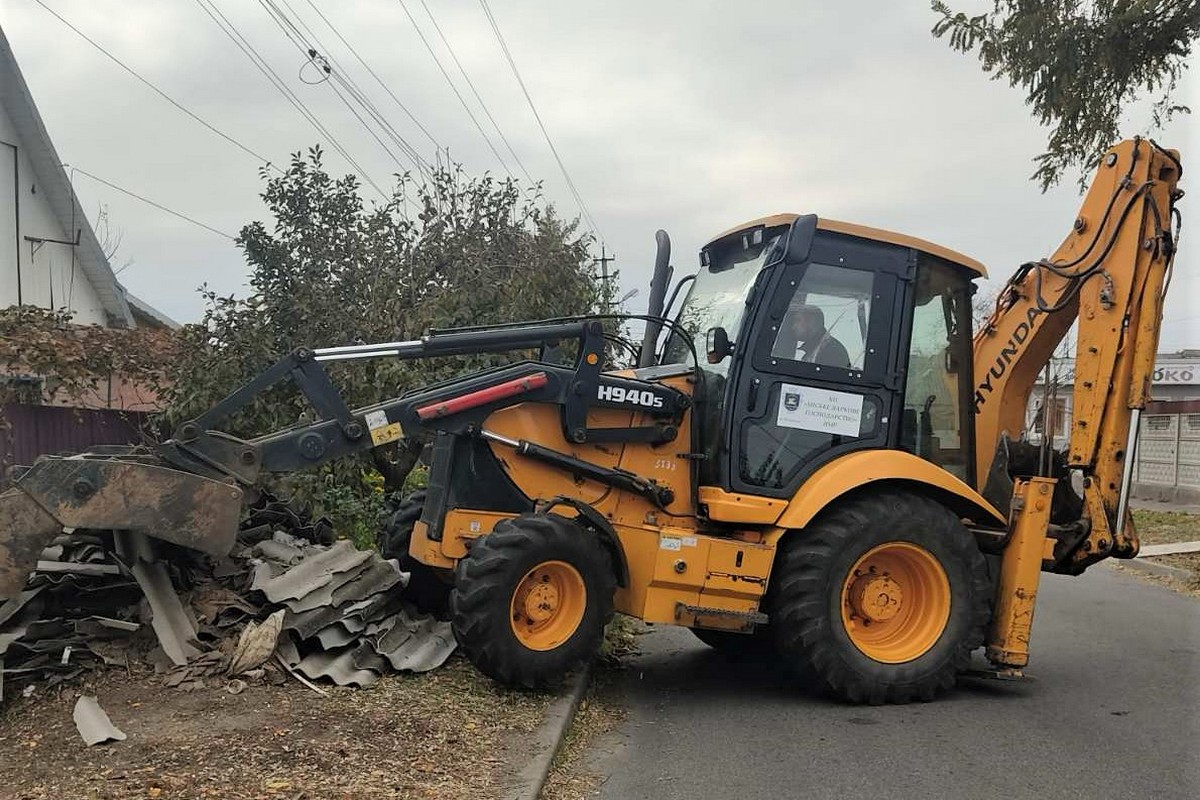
0, 654, 548, 800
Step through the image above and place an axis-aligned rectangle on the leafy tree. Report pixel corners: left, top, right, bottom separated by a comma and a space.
932, 0, 1200, 189
164, 148, 607, 541
0, 305, 176, 409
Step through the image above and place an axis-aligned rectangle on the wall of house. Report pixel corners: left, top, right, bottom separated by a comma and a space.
45, 371, 165, 412
0, 104, 106, 324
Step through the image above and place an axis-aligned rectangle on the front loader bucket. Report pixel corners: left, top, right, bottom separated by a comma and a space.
0, 456, 244, 599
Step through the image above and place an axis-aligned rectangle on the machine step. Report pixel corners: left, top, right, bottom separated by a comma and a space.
675, 603, 768, 624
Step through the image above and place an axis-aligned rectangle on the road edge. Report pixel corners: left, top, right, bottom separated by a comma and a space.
1118, 558, 1196, 582
502, 662, 593, 800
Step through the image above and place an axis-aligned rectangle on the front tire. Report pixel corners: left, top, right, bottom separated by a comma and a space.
451, 513, 615, 689
770, 490, 990, 704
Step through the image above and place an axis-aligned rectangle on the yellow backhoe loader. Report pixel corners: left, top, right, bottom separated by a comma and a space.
0, 138, 1182, 703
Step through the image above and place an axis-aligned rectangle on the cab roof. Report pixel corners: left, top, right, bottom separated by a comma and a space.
705, 213, 988, 279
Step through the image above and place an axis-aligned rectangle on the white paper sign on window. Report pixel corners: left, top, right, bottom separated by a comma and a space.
776, 384, 864, 437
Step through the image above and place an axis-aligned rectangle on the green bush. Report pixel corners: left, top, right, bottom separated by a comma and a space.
163, 150, 609, 544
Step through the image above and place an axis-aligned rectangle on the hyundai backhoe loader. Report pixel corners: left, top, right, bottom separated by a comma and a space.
0, 139, 1182, 703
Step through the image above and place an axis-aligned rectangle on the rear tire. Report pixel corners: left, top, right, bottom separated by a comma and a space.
451, 513, 615, 689
379, 491, 451, 617
770, 490, 990, 704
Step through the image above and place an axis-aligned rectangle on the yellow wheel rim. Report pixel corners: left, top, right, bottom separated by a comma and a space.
840, 542, 950, 664
510, 561, 587, 651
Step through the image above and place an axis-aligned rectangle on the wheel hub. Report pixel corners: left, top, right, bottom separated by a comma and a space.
848, 573, 903, 623
522, 580, 560, 623
839, 542, 951, 664
509, 560, 587, 651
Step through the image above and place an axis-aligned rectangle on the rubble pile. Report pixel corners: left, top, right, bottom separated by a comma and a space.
0, 495, 455, 702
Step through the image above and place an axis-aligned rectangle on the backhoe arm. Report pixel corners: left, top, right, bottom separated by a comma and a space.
973, 139, 1182, 572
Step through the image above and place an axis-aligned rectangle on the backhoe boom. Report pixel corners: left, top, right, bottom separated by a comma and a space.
973, 139, 1182, 573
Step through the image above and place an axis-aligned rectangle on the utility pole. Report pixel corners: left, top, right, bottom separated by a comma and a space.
594, 244, 615, 313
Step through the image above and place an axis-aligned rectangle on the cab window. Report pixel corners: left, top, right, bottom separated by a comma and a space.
769, 263, 873, 370
900, 259, 973, 480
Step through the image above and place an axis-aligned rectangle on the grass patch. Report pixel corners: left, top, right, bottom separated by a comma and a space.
1132, 509, 1200, 546
1111, 509, 1200, 597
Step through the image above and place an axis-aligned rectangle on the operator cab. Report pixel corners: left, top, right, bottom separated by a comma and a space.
663, 213, 985, 506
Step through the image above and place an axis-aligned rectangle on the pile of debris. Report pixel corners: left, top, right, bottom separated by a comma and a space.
0, 495, 455, 703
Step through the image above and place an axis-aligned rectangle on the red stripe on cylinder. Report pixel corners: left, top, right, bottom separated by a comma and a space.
416, 372, 550, 421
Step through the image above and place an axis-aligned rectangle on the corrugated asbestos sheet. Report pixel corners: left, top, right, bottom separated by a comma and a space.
253, 540, 373, 603
264, 532, 456, 686
0, 493, 455, 703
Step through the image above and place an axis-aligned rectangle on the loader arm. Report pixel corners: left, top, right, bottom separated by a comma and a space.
0, 319, 691, 599
973, 138, 1182, 573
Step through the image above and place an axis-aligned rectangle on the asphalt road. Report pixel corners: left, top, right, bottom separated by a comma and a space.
589, 567, 1199, 799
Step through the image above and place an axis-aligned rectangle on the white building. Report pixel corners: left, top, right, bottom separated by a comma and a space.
1027, 350, 1200, 441
1025, 350, 1200, 504
0, 25, 171, 329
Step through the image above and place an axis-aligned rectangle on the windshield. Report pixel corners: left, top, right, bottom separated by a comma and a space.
662, 227, 784, 374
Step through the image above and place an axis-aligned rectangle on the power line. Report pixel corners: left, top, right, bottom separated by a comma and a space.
197, 0, 384, 195
72, 167, 236, 240
396, 0, 515, 181
272, 0, 432, 177
32, 0, 277, 171
418, 0, 534, 185
477, 0, 603, 240
303, 0, 441, 152
193, 0, 389, 199
257, 0, 431, 183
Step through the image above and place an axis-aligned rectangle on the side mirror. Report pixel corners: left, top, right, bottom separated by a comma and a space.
706, 327, 733, 364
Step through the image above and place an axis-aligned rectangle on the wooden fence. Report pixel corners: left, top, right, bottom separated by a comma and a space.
1, 404, 153, 483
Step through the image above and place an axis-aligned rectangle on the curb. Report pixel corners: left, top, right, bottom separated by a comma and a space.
502, 663, 593, 800
1116, 557, 1196, 583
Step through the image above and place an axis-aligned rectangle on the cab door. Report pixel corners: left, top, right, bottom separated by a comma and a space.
723, 227, 912, 498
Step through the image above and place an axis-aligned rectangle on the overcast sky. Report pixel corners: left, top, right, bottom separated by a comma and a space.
2, 0, 1195, 349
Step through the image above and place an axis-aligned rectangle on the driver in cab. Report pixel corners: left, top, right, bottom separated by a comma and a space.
774, 304, 851, 368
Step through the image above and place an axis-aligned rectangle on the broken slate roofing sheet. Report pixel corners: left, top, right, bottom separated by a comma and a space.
261, 543, 456, 681
369, 611, 456, 672
73, 695, 126, 746
255, 540, 373, 603
127, 558, 201, 666
282, 643, 382, 688
112, 531, 201, 666
283, 559, 374, 614
0, 494, 457, 700
329, 559, 403, 606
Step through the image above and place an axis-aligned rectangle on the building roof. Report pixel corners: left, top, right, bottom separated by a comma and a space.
125, 292, 180, 330
0, 26, 133, 327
